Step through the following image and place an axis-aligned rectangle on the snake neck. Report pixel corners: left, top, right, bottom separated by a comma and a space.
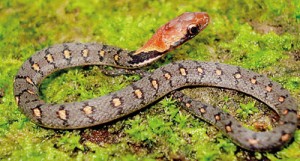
126, 50, 166, 67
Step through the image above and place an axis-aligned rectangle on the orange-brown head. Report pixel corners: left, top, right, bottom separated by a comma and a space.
130, 12, 209, 66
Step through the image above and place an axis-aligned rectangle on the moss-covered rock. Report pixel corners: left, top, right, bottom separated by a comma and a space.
0, 0, 299, 160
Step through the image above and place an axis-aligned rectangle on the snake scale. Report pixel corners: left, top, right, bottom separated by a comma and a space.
13, 12, 298, 151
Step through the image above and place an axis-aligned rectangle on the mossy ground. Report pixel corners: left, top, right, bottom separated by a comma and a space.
0, 0, 299, 160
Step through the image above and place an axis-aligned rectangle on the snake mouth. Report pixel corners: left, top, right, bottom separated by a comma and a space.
171, 35, 193, 49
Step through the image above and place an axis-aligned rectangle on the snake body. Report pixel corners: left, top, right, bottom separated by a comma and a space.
14, 12, 297, 151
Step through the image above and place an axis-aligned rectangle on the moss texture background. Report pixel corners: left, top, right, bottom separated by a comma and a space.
0, 0, 299, 160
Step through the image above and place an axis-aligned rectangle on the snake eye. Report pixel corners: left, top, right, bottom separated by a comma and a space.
187, 24, 200, 35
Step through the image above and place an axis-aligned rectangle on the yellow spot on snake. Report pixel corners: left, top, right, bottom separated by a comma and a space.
215, 114, 221, 121
283, 109, 289, 115
164, 73, 171, 80
32, 63, 40, 71
234, 73, 242, 79
185, 103, 191, 108
26, 77, 34, 85
15, 96, 19, 105
215, 69, 222, 76
82, 49, 89, 57
266, 85, 272, 92
114, 54, 119, 61
278, 96, 285, 103
248, 138, 259, 145
83, 106, 93, 115
177, 97, 182, 102
250, 78, 257, 84
225, 125, 232, 132
58, 110, 67, 120
281, 133, 290, 142
46, 54, 54, 63
63, 50, 71, 59
134, 89, 143, 99
27, 89, 35, 95
199, 107, 206, 113
112, 98, 122, 107
99, 50, 105, 57
180, 68, 187, 76
197, 67, 203, 74
151, 80, 159, 90
33, 108, 41, 117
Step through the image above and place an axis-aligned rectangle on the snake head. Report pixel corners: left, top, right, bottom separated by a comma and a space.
134, 12, 209, 55
129, 12, 209, 67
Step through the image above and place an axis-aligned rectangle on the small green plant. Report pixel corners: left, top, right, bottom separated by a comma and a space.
56, 131, 84, 153
236, 102, 259, 119
125, 116, 156, 143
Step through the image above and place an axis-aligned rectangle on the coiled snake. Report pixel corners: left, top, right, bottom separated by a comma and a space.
13, 12, 298, 151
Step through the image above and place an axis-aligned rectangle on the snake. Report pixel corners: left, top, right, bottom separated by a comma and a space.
13, 12, 298, 151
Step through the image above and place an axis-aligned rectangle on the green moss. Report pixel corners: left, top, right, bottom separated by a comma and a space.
40, 67, 131, 103
236, 102, 259, 119
219, 24, 295, 70
0, 0, 299, 160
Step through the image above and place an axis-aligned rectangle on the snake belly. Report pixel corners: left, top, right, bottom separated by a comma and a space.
13, 12, 298, 152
